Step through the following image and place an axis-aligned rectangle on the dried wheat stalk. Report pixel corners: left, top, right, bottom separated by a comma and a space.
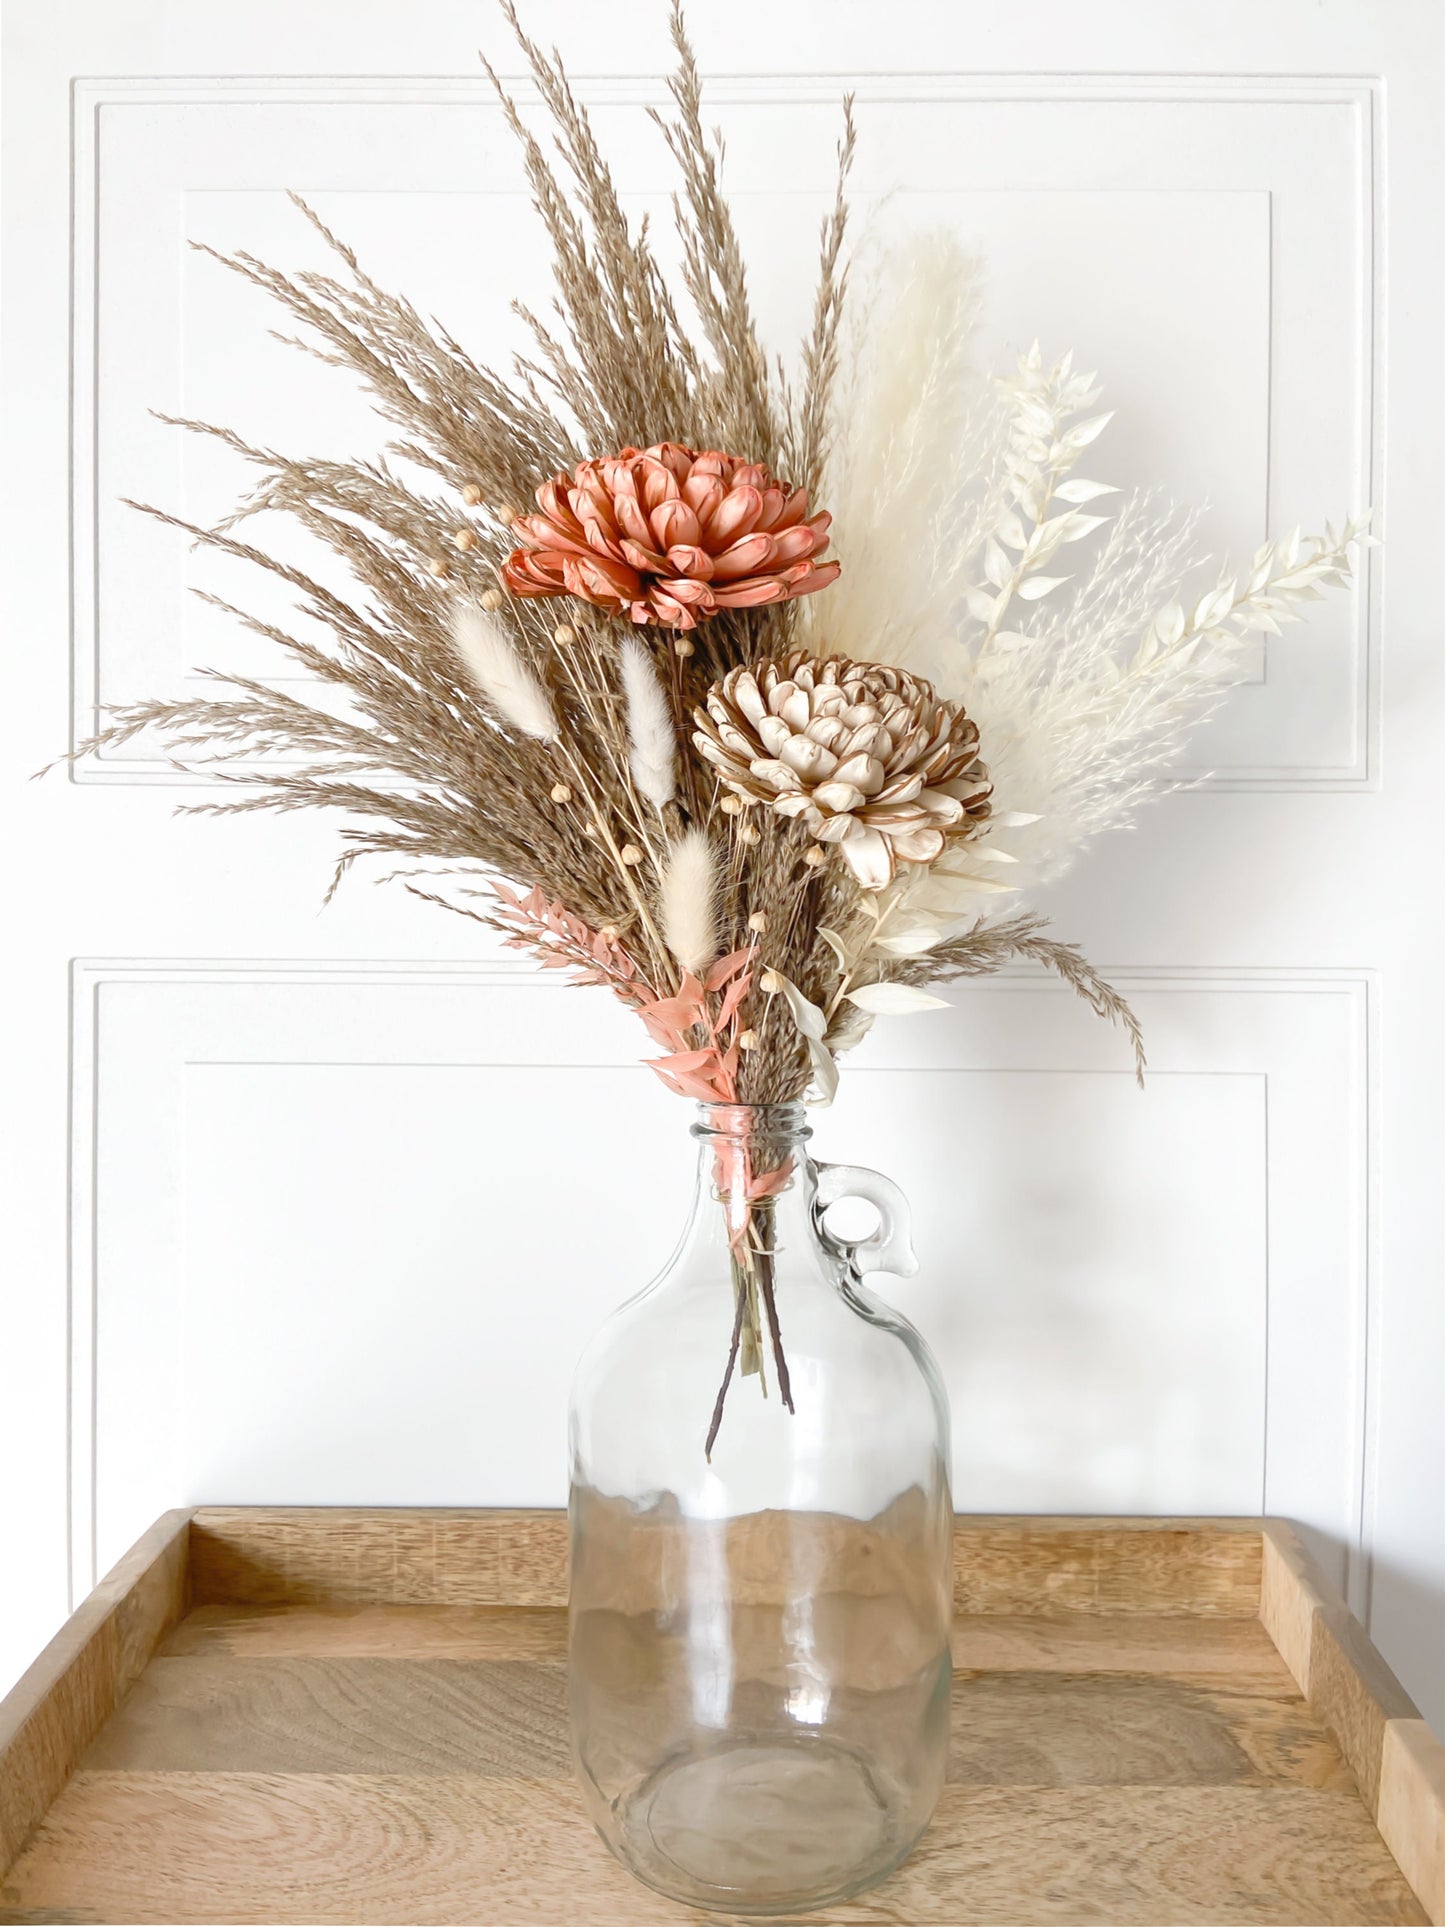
65, 4, 1364, 1142
68, 6, 870, 1111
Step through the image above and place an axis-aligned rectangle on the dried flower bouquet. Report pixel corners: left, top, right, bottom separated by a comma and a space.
72, 4, 1369, 1436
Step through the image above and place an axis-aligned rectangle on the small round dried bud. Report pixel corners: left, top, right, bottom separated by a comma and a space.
759, 970, 782, 995
553, 624, 576, 646
600, 924, 619, 943
747, 911, 768, 933
673, 636, 695, 658
583, 820, 601, 839
737, 1028, 758, 1051
738, 823, 761, 846
479, 587, 504, 611
550, 783, 572, 804
496, 506, 518, 528
452, 527, 478, 552
427, 556, 450, 579
620, 843, 644, 866
803, 844, 827, 868
718, 794, 743, 817
461, 484, 484, 506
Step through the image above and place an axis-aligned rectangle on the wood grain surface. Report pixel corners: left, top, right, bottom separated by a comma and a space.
162, 1602, 569, 1661
0, 1510, 188, 1872
81, 1655, 571, 1780
1259, 1522, 1444, 1921
947, 1669, 1355, 1790
0, 1512, 1439, 1925
1310, 1602, 1420, 1815
951, 1516, 1263, 1617
1381, 1720, 1445, 1927
1, 1598, 1429, 1925
950, 1610, 1292, 1679
188, 1507, 1263, 1616
0, 1771, 1426, 1925
188, 1508, 568, 1609
169, 1603, 1281, 1676
1260, 1520, 1332, 1695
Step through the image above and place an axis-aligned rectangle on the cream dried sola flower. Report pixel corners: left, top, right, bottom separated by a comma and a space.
694, 654, 992, 888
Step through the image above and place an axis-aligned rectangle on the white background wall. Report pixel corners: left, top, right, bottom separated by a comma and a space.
3, 0, 1442, 1726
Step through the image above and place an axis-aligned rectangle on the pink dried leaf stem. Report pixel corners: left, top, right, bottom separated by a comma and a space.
484, 881, 791, 1442
487, 881, 659, 1009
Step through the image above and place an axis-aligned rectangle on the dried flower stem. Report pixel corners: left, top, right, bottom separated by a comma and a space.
705, 1263, 751, 1461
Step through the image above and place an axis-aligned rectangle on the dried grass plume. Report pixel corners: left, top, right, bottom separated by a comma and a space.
451, 602, 557, 743
620, 636, 677, 809
659, 829, 719, 976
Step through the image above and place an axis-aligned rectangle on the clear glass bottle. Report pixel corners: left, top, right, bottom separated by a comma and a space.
568, 1101, 953, 1915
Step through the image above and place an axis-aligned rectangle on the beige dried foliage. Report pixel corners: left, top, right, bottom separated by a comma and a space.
60, 6, 1364, 1116
903, 914, 1147, 1087
66, 4, 864, 1106
816, 232, 1372, 943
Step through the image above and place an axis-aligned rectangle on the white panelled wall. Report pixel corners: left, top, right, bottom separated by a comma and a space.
3, 1, 1441, 1724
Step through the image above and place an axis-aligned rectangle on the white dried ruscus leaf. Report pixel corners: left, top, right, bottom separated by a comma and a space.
846, 982, 951, 1014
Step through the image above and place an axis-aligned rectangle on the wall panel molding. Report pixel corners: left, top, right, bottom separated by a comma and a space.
69, 72, 1380, 788
68, 957, 1376, 1635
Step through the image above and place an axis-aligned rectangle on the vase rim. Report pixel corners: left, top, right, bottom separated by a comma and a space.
690, 1100, 811, 1142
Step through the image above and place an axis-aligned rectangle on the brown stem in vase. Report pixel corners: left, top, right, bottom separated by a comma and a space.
752, 1205, 794, 1415
704, 1260, 750, 1462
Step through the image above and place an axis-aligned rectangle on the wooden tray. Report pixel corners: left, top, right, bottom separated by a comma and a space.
1, 1511, 1441, 1924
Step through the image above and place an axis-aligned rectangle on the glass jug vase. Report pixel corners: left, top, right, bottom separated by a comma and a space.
568, 1101, 953, 1915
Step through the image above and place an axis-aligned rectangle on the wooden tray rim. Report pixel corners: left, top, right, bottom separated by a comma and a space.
2, 1509, 1441, 1924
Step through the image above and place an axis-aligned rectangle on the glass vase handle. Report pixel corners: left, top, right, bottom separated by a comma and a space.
813, 1161, 919, 1278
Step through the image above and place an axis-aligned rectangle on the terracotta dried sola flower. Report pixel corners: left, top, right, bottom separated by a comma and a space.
501, 441, 840, 630
694, 655, 992, 889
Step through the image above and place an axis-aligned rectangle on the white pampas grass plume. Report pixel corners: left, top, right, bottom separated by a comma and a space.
819, 232, 1367, 933
802, 230, 989, 675
619, 635, 676, 806
451, 602, 556, 741
659, 829, 718, 976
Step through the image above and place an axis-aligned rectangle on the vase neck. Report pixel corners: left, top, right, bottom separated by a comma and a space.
690, 1101, 811, 1155
691, 1103, 814, 1197
684, 1101, 817, 1266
